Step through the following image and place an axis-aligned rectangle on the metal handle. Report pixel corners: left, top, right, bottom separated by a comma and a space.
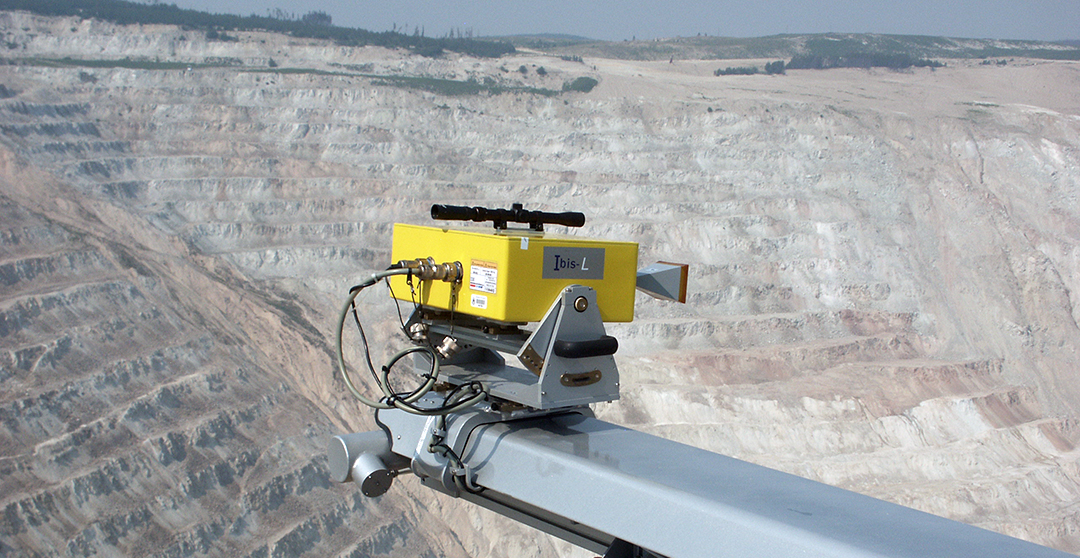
552, 336, 619, 359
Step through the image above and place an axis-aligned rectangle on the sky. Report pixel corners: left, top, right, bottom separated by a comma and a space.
163, 0, 1079, 42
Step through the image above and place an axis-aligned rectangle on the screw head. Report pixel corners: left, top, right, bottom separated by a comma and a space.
573, 296, 588, 312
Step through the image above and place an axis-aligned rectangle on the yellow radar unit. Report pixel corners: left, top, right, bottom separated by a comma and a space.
336, 203, 687, 411
389, 220, 638, 323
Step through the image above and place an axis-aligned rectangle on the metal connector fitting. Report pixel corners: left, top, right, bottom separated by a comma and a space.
398, 258, 463, 283
408, 322, 429, 343
435, 336, 461, 360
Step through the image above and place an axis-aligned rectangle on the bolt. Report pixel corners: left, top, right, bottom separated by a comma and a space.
573, 296, 588, 312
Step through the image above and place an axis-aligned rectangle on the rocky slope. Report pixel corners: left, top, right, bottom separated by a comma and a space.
1, 10, 1080, 557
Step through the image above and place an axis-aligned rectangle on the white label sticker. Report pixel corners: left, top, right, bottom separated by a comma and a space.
470, 294, 488, 309
520, 237, 529, 250
469, 260, 498, 294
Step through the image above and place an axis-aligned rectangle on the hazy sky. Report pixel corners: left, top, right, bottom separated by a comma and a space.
164, 0, 1078, 42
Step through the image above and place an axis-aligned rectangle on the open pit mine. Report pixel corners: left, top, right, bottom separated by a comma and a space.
1, 10, 1080, 558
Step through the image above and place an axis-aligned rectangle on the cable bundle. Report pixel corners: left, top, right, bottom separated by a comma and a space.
335, 265, 486, 416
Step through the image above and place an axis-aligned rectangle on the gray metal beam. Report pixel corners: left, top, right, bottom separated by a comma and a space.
453, 413, 1071, 558
456, 486, 616, 554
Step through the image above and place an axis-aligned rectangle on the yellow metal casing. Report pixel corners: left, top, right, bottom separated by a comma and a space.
389, 224, 638, 323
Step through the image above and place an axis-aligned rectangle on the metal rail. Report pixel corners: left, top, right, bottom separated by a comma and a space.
334, 405, 1073, 558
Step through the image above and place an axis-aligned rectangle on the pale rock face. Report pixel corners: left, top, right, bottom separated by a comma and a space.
1, 11, 1080, 557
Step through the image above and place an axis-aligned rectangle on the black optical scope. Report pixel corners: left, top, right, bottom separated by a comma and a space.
430, 203, 585, 231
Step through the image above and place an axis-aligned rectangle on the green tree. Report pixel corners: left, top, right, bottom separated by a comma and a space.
300, 11, 331, 26
562, 77, 598, 93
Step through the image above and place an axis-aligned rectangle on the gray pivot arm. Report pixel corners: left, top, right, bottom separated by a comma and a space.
330, 409, 1073, 558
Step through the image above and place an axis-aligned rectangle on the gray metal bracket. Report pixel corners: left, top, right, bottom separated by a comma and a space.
374, 397, 593, 498
521, 285, 620, 409
412, 285, 620, 410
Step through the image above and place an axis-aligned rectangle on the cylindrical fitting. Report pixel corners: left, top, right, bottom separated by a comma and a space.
352, 452, 394, 497
328, 431, 410, 497
442, 260, 464, 282
415, 257, 437, 279
423, 259, 462, 282
436, 336, 461, 359
397, 258, 463, 283
395, 258, 423, 270
408, 322, 429, 343
327, 431, 392, 483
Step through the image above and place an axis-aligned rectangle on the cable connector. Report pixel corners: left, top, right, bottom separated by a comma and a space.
408, 322, 429, 343
435, 336, 461, 360
396, 257, 464, 283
